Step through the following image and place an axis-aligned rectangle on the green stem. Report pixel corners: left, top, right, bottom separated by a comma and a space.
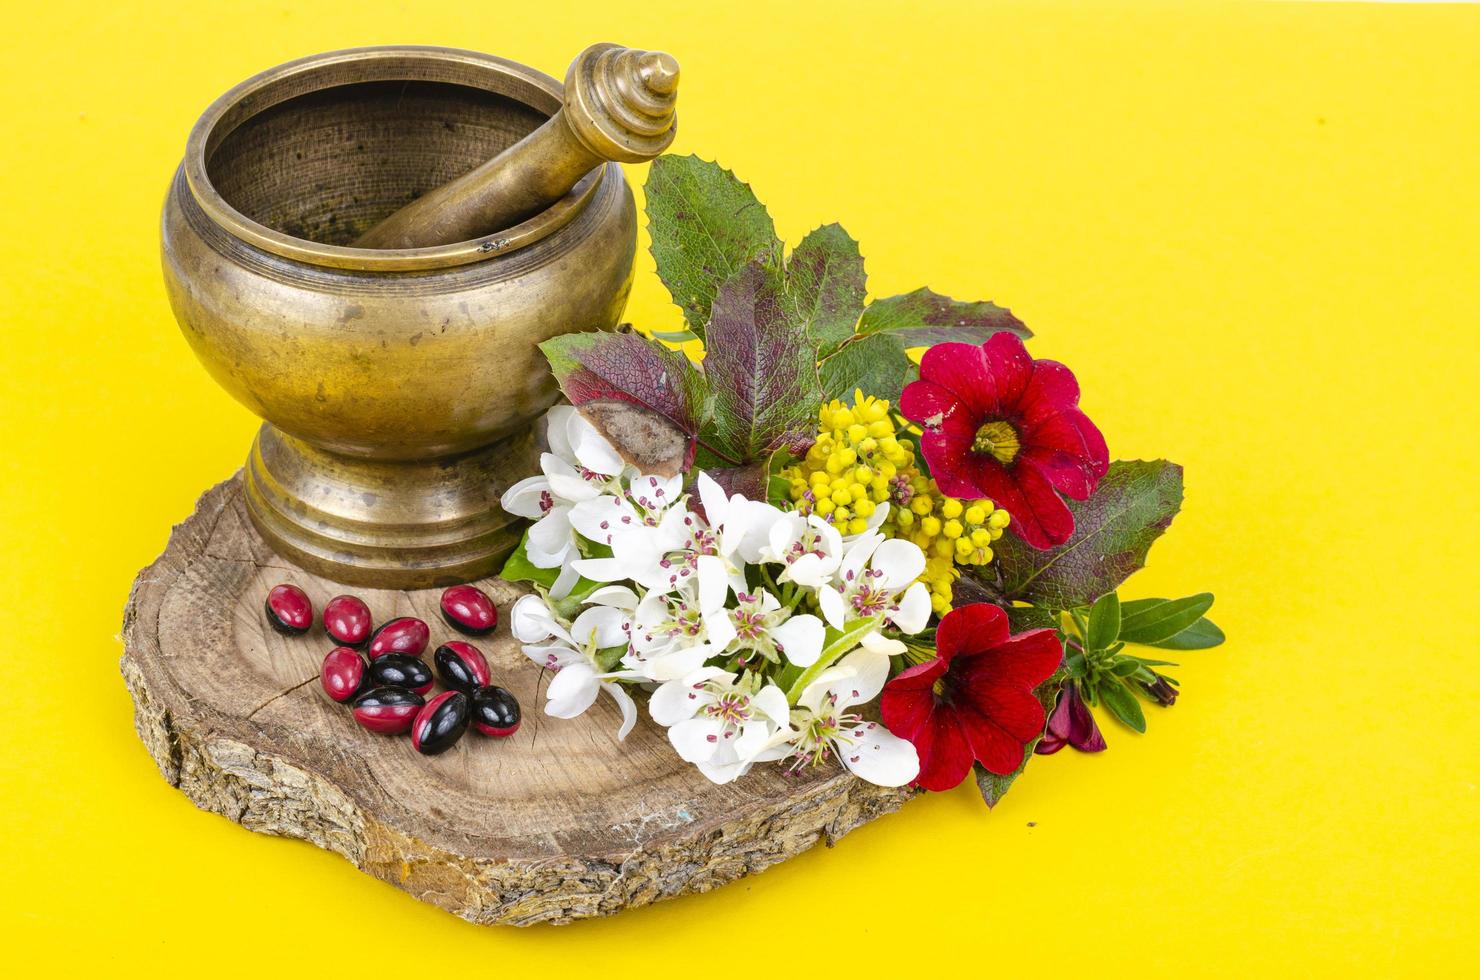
784, 615, 883, 705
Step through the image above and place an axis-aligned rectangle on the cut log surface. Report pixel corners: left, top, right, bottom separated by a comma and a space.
121, 476, 912, 925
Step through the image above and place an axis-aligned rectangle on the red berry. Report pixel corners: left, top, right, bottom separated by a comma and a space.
323, 595, 372, 646
440, 585, 497, 636
411, 691, 470, 755
367, 617, 429, 659
321, 647, 368, 703
471, 686, 521, 738
265, 584, 313, 635
367, 653, 434, 696
351, 687, 424, 735
433, 641, 491, 695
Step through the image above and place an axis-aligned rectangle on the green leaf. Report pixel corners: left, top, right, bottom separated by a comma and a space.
540, 330, 708, 473
974, 679, 1059, 808
1118, 593, 1214, 644
856, 287, 1030, 349
499, 533, 560, 591
1147, 616, 1226, 650
1111, 658, 1142, 677
1098, 679, 1147, 733
703, 263, 822, 461
644, 155, 782, 338
818, 331, 918, 404
786, 223, 867, 354
994, 460, 1185, 609
1086, 592, 1121, 651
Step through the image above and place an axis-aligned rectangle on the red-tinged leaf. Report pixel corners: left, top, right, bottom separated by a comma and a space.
992, 460, 1184, 609
540, 331, 707, 471
786, 223, 866, 354
704, 263, 822, 461
644, 156, 782, 337
858, 287, 1030, 348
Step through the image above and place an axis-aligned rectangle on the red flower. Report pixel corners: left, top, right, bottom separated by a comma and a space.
1035, 680, 1107, 755
880, 604, 1062, 791
900, 333, 1108, 549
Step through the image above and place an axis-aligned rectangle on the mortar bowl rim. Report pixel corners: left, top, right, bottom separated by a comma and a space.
181, 44, 599, 272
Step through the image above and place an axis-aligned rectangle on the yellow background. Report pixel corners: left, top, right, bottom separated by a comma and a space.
1, 1, 1475, 974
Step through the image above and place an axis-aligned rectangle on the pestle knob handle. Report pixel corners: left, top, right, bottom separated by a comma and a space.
353, 43, 678, 250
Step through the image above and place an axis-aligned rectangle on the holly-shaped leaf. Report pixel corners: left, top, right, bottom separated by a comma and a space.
992, 460, 1185, 609
785, 223, 866, 354
644, 155, 782, 338
817, 332, 917, 404
540, 331, 708, 472
857, 287, 1030, 349
703, 262, 822, 462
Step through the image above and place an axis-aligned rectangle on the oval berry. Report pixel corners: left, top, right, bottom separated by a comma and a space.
440, 585, 497, 636
367, 653, 434, 695
320, 647, 368, 703
323, 595, 372, 646
471, 685, 521, 738
350, 687, 424, 735
411, 691, 470, 755
433, 641, 491, 695
265, 584, 313, 635
367, 617, 429, 659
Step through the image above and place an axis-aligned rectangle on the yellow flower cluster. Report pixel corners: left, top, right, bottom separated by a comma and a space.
780, 390, 1010, 615
781, 392, 909, 537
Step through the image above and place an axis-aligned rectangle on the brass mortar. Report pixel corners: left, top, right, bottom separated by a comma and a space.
162, 46, 639, 588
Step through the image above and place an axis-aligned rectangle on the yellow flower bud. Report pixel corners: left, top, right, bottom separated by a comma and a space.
964, 505, 988, 526
848, 517, 869, 535
895, 509, 914, 529
921, 516, 942, 537
941, 498, 963, 519
989, 509, 1011, 528
911, 496, 934, 516
855, 499, 876, 518
815, 497, 835, 516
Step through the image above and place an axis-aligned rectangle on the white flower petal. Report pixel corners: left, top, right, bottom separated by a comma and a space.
669, 716, 724, 763
500, 475, 551, 519
521, 642, 576, 669
890, 581, 933, 635
550, 562, 582, 601
570, 556, 626, 583
568, 412, 625, 476
872, 538, 927, 591
751, 684, 791, 728
584, 585, 640, 610
818, 585, 847, 631
545, 663, 601, 718
569, 495, 637, 546
696, 472, 728, 528
696, 555, 730, 612
525, 506, 573, 566
771, 613, 824, 668
510, 595, 567, 643
604, 682, 639, 741
834, 647, 891, 706
544, 405, 577, 460
648, 671, 719, 726
644, 645, 711, 681
861, 630, 907, 657
570, 606, 629, 650
838, 723, 920, 787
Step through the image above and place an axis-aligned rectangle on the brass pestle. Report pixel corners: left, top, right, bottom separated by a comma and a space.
354, 43, 678, 250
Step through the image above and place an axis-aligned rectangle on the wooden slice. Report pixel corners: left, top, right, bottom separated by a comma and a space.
120, 476, 913, 925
